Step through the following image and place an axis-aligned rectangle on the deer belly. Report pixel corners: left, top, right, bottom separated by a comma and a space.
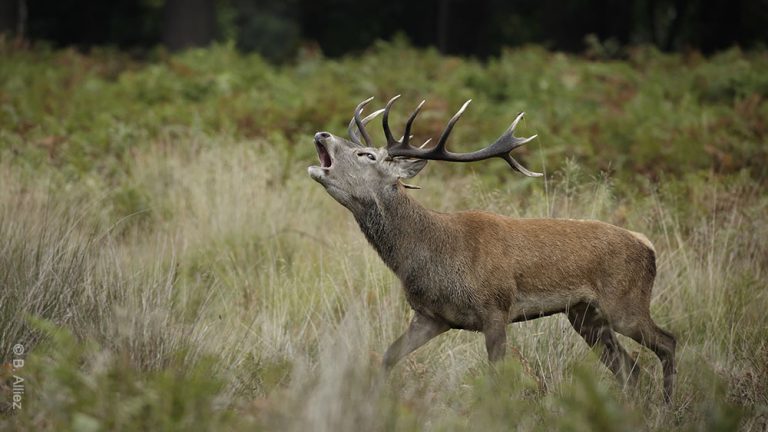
509, 290, 591, 322
415, 303, 484, 331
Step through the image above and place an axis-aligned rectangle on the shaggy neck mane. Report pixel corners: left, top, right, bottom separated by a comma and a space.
350, 184, 435, 274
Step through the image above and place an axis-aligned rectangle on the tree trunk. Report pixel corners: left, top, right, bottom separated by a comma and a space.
437, 0, 451, 53
0, 0, 18, 36
162, 0, 216, 51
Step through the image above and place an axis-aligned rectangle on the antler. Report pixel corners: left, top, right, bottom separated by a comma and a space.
382, 96, 542, 177
347, 97, 384, 147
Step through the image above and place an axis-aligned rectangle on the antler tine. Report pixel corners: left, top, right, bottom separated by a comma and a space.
434, 99, 471, 154
398, 100, 425, 148
501, 152, 542, 177
348, 107, 384, 146
508, 111, 525, 134
496, 112, 541, 176
348, 102, 366, 146
347, 97, 375, 147
385, 102, 542, 177
382, 95, 401, 147
501, 112, 538, 151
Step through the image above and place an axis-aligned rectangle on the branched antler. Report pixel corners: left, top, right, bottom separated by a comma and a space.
381, 96, 542, 177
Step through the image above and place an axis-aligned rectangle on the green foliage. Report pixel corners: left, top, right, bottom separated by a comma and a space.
5, 320, 243, 431
554, 367, 642, 432
1, 40, 766, 185
462, 361, 543, 431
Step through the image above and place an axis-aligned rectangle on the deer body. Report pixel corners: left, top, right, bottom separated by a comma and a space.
354, 185, 657, 332
309, 96, 676, 402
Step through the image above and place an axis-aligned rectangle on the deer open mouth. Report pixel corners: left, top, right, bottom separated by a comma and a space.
315, 141, 332, 169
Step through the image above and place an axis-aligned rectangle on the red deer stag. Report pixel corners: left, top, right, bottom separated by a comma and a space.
308, 96, 676, 402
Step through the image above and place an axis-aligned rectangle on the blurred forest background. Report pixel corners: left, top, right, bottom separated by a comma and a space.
1, 0, 767, 59
1, 1, 767, 431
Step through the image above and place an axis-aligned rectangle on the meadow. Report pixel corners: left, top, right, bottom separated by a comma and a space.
1, 38, 767, 430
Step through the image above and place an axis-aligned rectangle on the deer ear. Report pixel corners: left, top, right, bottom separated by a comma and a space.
392, 158, 427, 179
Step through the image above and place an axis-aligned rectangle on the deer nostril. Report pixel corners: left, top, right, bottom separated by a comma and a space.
315, 132, 331, 142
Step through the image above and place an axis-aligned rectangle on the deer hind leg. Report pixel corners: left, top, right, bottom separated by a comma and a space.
611, 315, 677, 403
382, 312, 449, 372
483, 314, 508, 363
567, 303, 639, 386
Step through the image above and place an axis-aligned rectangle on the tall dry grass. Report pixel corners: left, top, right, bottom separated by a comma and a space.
2, 136, 766, 430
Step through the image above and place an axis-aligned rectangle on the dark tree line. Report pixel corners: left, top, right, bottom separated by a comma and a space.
0, 0, 766, 59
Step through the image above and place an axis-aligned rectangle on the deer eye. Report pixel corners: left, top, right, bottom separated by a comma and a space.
357, 152, 376, 161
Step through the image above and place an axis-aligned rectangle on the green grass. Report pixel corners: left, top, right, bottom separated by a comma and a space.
1, 40, 767, 430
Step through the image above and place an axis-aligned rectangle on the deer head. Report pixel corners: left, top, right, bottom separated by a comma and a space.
308, 96, 541, 210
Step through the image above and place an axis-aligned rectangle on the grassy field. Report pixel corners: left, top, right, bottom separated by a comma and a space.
1, 39, 767, 430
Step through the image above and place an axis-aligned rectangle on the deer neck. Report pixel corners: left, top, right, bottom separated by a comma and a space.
350, 184, 438, 275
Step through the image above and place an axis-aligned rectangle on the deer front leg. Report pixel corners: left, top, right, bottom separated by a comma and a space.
383, 312, 449, 371
483, 314, 507, 363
